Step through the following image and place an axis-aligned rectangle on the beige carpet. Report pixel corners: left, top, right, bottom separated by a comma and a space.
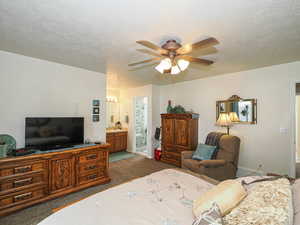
0, 155, 175, 225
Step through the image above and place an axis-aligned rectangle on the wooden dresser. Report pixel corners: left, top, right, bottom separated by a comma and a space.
106, 131, 127, 153
161, 113, 199, 167
0, 144, 110, 217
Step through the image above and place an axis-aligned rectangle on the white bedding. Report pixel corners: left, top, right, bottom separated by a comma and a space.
38, 169, 214, 225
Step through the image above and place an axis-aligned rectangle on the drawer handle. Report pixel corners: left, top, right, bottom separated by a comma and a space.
14, 165, 32, 174
14, 192, 32, 202
14, 178, 33, 187
86, 154, 97, 160
85, 165, 97, 170
87, 174, 97, 180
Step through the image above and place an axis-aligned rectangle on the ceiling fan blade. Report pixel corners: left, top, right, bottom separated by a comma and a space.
136, 40, 168, 54
176, 37, 219, 55
136, 49, 162, 57
128, 57, 162, 66
178, 55, 214, 65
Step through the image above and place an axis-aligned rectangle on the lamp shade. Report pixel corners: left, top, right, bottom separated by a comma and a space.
228, 112, 240, 122
216, 113, 232, 127
177, 59, 190, 71
155, 58, 172, 74
171, 65, 181, 75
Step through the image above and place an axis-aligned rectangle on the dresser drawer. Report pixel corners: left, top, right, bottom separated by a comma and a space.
78, 171, 106, 185
161, 151, 180, 160
0, 160, 47, 178
0, 173, 46, 195
78, 151, 105, 164
0, 187, 46, 210
78, 162, 105, 175
161, 151, 181, 167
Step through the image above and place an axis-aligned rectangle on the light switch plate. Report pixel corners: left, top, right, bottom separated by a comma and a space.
280, 127, 288, 133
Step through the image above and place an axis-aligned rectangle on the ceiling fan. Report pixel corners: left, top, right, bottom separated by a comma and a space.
129, 37, 219, 75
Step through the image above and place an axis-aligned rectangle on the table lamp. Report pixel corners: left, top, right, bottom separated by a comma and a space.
228, 112, 240, 123
216, 113, 232, 135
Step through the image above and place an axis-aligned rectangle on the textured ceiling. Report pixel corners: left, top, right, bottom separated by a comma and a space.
0, 0, 300, 88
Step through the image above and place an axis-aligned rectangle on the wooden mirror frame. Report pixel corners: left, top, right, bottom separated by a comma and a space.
216, 95, 257, 124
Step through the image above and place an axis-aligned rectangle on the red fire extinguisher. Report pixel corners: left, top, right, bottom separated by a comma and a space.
154, 148, 162, 161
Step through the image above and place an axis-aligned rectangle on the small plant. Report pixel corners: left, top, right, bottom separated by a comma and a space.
171, 105, 186, 114
0, 141, 5, 145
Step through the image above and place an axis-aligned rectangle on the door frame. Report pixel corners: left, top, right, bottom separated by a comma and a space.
290, 80, 300, 178
133, 96, 150, 157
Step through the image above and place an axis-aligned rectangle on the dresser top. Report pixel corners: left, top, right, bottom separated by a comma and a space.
0, 143, 109, 163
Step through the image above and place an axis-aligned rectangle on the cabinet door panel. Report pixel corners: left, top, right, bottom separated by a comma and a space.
174, 119, 189, 147
106, 134, 115, 152
114, 135, 123, 151
50, 155, 75, 194
162, 118, 174, 145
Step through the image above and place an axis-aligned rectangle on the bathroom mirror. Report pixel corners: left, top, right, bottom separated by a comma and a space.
216, 95, 257, 124
106, 101, 120, 128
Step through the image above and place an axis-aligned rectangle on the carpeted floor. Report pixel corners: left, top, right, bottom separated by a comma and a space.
0, 155, 174, 225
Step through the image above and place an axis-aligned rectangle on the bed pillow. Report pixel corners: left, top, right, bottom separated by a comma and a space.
193, 180, 247, 217
192, 202, 223, 225
223, 178, 293, 225
192, 144, 217, 161
293, 179, 300, 225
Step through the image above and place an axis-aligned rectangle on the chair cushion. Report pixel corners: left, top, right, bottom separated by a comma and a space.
192, 144, 217, 161
193, 180, 247, 217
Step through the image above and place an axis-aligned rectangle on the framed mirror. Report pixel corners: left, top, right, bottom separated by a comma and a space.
216, 95, 257, 124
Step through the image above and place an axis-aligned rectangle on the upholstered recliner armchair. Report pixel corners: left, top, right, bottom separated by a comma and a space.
181, 134, 241, 181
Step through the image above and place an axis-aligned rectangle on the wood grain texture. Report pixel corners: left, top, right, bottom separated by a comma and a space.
0, 144, 110, 217
161, 113, 199, 167
106, 131, 127, 153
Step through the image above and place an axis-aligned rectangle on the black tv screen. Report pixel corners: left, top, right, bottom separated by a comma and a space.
25, 117, 84, 150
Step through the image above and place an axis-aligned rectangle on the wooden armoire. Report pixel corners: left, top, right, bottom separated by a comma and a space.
161, 113, 199, 167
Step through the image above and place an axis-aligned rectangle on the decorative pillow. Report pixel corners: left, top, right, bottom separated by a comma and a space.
192, 144, 217, 161
223, 178, 293, 225
192, 202, 223, 225
193, 180, 247, 217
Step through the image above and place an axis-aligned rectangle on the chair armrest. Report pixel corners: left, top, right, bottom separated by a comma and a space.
199, 159, 227, 168
181, 151, 194, 160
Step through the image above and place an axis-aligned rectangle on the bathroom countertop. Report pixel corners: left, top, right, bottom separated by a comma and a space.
106, 129, 128, 133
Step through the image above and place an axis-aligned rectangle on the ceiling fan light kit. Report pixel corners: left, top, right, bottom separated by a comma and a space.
129, 37, 219, 75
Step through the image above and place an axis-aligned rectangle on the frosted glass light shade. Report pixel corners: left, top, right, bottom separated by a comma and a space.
171, 65, 181, 75
155, 58, 172, 74
177, 59, 190, 71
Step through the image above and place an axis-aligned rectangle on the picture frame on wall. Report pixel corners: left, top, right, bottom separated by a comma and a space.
93, 107, 100, 114
92, 99, 100, 107
93, 115, 99, 122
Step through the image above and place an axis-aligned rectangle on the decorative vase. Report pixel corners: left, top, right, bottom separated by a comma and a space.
167, 100, 173, 113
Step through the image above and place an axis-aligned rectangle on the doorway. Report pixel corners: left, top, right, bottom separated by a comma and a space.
134, 96, 149, 157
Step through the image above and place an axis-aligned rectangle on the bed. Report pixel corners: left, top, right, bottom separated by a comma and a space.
38, 169, 299, 225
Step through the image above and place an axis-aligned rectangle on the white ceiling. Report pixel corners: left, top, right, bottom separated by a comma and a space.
1, 0, 300, 88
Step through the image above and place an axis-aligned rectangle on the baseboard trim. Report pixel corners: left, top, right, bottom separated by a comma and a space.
237, 166, 264, 177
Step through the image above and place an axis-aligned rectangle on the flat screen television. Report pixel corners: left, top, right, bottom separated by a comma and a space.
25, 117, 84, 150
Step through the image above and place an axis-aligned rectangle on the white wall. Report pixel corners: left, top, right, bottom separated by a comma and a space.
0, 51, 106, 147
297, 96, 300, 160
120, 84, 160, 158
160, 61, 300, 177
